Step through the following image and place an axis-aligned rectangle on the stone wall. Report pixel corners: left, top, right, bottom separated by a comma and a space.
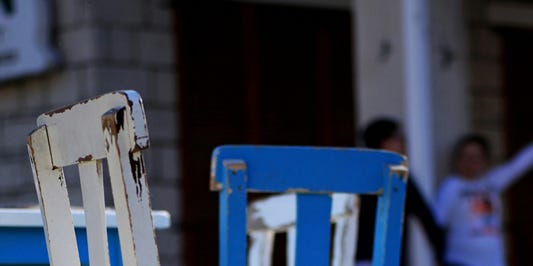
0, 0, 181, 264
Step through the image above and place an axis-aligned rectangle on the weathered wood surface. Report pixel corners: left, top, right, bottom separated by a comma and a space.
28, 126, 80, 266
27, 90, 160, 266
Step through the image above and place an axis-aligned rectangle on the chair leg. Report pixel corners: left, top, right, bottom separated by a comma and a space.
249, 231, 275, 266
332, 213, 358, 266
287, 226, 296, 266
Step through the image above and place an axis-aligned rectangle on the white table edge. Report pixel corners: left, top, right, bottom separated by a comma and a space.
0, 208, 171, 229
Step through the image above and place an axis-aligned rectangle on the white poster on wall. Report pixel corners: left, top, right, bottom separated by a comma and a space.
0, 0, 58, 81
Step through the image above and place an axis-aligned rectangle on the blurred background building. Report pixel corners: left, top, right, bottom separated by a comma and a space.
0, 0, 532, 265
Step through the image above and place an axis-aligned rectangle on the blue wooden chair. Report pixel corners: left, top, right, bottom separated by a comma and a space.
210, 145, 408, 266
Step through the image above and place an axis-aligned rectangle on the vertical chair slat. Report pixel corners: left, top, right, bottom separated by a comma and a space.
220, 160, 248, 266
294, 194, 332, 266
102, 107, 159, 266
27, 126, 80, 266
372, 165, 408, 266
79, 160, 110, 266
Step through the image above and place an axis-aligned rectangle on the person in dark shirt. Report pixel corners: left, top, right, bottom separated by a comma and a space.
356, 118, 445, 266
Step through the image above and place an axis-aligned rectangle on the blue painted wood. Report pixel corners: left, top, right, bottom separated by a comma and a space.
211, 145, 404, 194
212, 145, 408, 266
295, 194, 332, 266
0, 227, 122, 265
372, 167, 407, 266
219, 160, 248, 266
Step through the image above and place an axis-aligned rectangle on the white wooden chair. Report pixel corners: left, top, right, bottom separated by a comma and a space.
247, 193, 359, 266
27, 90, 160, 266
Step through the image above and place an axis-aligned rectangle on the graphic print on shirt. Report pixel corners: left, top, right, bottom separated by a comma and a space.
461, 189, 499, 236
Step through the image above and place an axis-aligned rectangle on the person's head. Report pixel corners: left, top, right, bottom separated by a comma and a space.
363, 118, 405, 154
451, 134, 491, 179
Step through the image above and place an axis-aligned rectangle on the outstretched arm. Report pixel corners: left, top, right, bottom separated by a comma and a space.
488, 143, 533, 190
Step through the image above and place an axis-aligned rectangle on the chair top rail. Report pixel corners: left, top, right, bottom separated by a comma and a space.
35, 90, 149, 168
211, 145, 407, 194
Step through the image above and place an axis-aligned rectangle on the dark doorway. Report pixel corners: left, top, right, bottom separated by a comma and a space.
501, 28, 533, 266
175, 2, 355, 265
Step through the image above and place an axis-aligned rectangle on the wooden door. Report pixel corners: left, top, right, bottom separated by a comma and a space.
175, 2, 355, 265
501, 28, 533, 266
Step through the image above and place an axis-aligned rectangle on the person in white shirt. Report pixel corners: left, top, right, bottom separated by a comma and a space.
435, 134, 533, 266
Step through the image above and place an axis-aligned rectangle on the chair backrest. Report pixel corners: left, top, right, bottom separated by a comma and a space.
27, 90, 160, 266
247, 193, 359, 266
210, 145, 408, 266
